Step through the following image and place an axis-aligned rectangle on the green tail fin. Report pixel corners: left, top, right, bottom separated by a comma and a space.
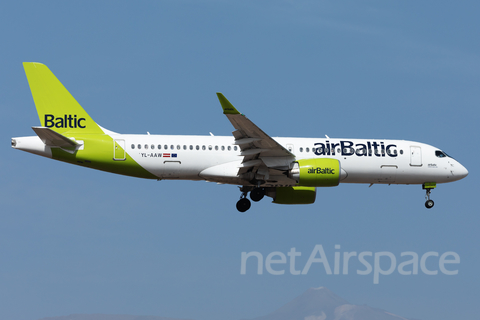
23, 62, 104, 134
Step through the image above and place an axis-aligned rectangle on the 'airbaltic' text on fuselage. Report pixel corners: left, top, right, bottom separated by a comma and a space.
314, 140, 397, 157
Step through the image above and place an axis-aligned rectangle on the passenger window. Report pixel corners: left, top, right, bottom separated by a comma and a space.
131, 144, 135, 149
221, 146, 225, 151
196, 145, 199, 150
164, 145, 168, 150
215, 146, 218, 151
138, 144, 141, 149
151, 144, 154, 150
228, 146, 231, 151
300, 147, 303, 152
177, 145, 181, 150
306, 147, 310, 152
208, 145, 212, 150
234, 146, 238, 151
189, 145, 193, 150
158, 145, 162, 150
144, 144, 148, 149
170, 145, 174, 150
183, 145, 187, 150
202, 145, 206, 150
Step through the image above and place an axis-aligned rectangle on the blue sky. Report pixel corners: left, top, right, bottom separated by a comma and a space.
1, 1, 479, 320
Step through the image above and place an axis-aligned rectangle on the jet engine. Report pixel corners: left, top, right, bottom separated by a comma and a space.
288, 158, 341, 187
267, 186, 317, 204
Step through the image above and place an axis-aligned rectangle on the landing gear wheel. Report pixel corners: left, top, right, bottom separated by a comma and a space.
423, 185, 435, 209
425, 199, 434, 209
250, 188, 265, 202
236, 198, 251, 212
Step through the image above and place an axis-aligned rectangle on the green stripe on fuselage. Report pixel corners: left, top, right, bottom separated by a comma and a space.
51, 134, 157, 179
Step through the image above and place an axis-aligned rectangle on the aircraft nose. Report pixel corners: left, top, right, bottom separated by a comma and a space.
454, 162, 468, 180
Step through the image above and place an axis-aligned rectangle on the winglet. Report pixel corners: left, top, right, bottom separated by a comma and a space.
216, 93, 241, 115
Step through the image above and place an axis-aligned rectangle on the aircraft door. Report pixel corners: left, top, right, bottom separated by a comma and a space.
113, 139, 126, 161
380, 165, 397, 183
410, 146, 422, 166
162, 160, 181, 178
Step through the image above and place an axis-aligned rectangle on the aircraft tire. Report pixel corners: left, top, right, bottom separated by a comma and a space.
425, 200, 434, 209
250, 188, 265, 202
236, 198, 251, 212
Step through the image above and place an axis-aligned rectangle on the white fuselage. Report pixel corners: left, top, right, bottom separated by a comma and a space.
12, 133, 468, 187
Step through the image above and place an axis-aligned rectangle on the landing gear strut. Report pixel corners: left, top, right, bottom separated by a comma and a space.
423, 183, 436, 209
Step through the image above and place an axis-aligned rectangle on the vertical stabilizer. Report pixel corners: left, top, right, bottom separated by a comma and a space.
23, 62, 104, 134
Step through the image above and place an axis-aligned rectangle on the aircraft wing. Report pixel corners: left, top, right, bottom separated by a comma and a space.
217, 93, 296, 184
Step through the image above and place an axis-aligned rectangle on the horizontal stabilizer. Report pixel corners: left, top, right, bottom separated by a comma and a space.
31, 126, 79, 148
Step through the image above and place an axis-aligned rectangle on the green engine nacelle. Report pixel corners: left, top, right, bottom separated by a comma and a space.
289, 158, 341, 187
271, 186, 317, 204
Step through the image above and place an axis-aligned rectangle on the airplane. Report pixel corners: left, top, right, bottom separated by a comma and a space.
12, 62, 468, 212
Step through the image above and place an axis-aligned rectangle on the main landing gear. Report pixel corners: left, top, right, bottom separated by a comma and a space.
236, 186, 265, 212
236, 195, 251, 212
250, 187, 265, 202
423, 183, 436, 209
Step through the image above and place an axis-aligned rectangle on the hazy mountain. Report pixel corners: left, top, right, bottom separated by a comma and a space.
38, 287, 415, 320
249, 287, 412, 320
38, 315, 192, 320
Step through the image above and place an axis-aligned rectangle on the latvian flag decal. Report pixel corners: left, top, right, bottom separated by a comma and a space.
162, 153, 177, 158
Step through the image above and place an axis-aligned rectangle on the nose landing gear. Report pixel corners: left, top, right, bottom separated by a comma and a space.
423, 183, 436, 209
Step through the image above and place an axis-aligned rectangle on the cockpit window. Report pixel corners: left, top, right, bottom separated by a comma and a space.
435, 150, 453, 159
435, 151, 446, 158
